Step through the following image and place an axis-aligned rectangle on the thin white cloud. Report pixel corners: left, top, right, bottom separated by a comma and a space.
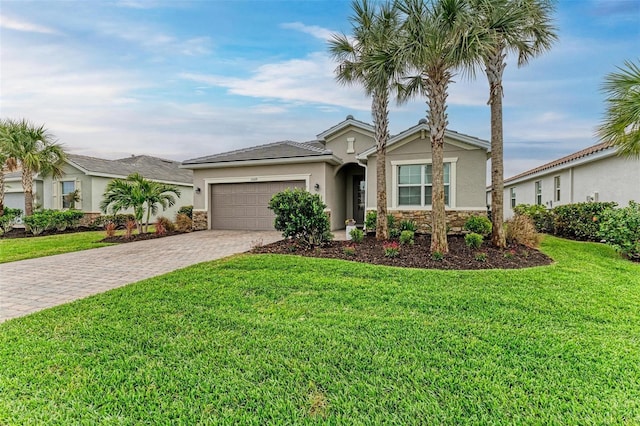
0, 15, 60, 35
281, 22, 335, 41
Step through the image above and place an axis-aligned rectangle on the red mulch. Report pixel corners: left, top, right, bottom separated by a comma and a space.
252, 234, 552, 270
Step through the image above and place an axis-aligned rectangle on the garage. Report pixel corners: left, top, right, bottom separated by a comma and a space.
210, 180, 306, 230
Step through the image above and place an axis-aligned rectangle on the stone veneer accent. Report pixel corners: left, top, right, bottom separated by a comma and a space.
192, 210, 208, 231
379, 210, 487, 234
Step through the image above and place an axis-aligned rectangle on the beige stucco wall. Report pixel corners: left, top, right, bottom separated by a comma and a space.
366, 135, 488, 210
502, 154, 640, 219
324, 128, 375, 163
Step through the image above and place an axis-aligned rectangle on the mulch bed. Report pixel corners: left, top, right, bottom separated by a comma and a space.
252, 234, 553, 270
100, 231, 187, 243
0, 227, 98, 239
0, 227, 187, 243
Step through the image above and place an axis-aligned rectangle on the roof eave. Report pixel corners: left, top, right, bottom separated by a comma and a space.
317, 119, 374, 140
181, 154, 343, 169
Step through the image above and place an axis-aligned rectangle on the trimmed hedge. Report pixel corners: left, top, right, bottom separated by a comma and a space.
553, 202, 617, 241
23, 209, 85, 236
598, 201, 640, 260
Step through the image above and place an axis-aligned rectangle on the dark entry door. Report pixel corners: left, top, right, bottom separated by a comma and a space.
353, 176, 365, 224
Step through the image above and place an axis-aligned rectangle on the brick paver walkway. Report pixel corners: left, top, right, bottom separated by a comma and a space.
0, 230, 281, 322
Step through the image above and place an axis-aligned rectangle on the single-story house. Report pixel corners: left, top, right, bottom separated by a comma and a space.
181, 116, 490, 233
4, 154, 194, 223
495, 142, 640, 220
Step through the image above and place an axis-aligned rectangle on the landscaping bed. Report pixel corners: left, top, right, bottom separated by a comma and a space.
253, 234, 552, 270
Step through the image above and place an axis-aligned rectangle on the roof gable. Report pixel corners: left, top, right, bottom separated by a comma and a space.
316, 115, 374, 141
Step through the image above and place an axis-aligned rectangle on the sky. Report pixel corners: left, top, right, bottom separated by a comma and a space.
1, 0, 638, 179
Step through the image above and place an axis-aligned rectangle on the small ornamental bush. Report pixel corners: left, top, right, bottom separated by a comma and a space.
383, 241, 400, 258
503, 249, 517, 260
399, 220, 417, 232
399, 230, 415, 245
553, 202, 617, 241
0, 207, 22, 234
124, 220, 136, 239
23, 210, 57, 236
93, 214, 136, 229
156, 216, 175, 233
268, 188, 332, 247
431, 251, 444, 261
598, 201, 640, 260
56, 210, 84, 231
342, 245, 356, 256
505, 215, 541, 248
175, 213, 193, 232
475, 252, 488, 262
389, 228, 402, 239
349, 228, 364, 243
463, 215, 492, 236
177, 205, 193, 219
155, 221, 167, 236
104, 221, 117, 238
464, 232, 483, 249
513, 204, 554, 233
364, 211, 377, 232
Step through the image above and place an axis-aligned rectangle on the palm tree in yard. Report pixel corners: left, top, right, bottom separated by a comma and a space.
0, 128, 19, 216
395, 0, 488, 254
329, 0, 404, 240
472, 0, 557, 248
597, 60, 640, 158
100, 173, 180, 233
0, 119, 66, 216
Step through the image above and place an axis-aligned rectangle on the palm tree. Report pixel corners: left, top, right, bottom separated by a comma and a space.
100, 173, 180, 233
0, 123, 19, 216
472, 0, 557, 248
395, 0, 488, 254
597, 60, 640, 158
329, 0, 403, 240
0, 119, 66, 216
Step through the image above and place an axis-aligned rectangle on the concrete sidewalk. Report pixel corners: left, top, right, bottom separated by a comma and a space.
0, 230, 281, 323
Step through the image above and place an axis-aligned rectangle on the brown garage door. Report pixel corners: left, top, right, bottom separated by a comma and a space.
210, 180, 306, 230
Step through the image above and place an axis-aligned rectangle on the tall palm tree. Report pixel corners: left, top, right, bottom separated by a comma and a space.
396, 0, 488, 254
329, 0, 403, 240
597, 60, 640, 158
101, 173, 180, 233
0, 119, 66, 216
472, 0, 557, 248
0, 122, 20, 216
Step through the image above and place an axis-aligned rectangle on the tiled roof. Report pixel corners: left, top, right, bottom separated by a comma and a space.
68, 154, 193, 184
504, 142, 613, 184
182, 140, 333, 165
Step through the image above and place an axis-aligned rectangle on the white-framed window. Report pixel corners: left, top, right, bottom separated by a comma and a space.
510, 187, 516, 208
535, 181, 542, 205
554, 176, 561, 202
61, 181, 75, 209
393, 159, 456, 208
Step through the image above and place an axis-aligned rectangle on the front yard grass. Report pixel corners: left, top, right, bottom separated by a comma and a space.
1, 236, 639, 423
0, 231, 115, 263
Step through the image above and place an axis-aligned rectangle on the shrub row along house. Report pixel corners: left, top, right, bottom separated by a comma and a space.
181, 116, 490, 233
5, 154, 193, 224
493, 142, 640, 220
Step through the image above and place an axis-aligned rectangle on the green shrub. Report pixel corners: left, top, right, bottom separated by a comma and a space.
399, 230, 415, 245
177, 205, 193, 219
364, 211, 377, 232
389, 228, 401, 239
383, 241, 400, 258
268, 188, 332, 247
553, 202, 617, 241
399, 220, 417, 232
598, 201, 640, 260
349, 228, 364, 243
431, 251, 444, 261
513, 204, 554, 233
463, 215, 492, 236
475, 252, 488, 262
0, 207, 22, 234
386, 214, 396, 231
93, 214, 136, 229
342, 245, 356, 256
464, 232, 483, 249
56, 210, 84, 231
24, 210, 57, 236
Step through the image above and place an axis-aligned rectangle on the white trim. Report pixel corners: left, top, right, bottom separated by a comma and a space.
390, 158, 458, 209
388, 207, 487, 212
316, 118, 374, 140
182, 154, 341, 170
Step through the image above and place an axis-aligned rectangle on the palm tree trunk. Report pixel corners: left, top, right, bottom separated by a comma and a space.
22, 168, 34, 216
0, 171, 5, 216
373, 91, 390, 240
145, 206, 151, 233
425, 70, 450, 254
486, 45, 507, 248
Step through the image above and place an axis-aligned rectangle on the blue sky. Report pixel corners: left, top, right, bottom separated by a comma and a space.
1, 0, 638, 178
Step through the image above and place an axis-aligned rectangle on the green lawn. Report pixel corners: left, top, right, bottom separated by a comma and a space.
1, 237, 639, 424
0, 231, 115, 263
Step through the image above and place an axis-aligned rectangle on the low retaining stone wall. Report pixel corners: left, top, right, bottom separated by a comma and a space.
375, 209, 487, 234
193, 210, 208, 231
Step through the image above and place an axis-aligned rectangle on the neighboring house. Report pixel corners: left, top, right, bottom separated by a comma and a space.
4, 170, 44, 211
5, 154, 194, 223
496, 142, 640, 220
182, 116, 490, 232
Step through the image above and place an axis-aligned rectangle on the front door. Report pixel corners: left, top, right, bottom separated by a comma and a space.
353, 176, 365, 225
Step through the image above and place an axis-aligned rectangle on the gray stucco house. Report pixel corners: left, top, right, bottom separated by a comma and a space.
5, 154, 193, 223
182, 116, 490, 232
495, 142, 640, 220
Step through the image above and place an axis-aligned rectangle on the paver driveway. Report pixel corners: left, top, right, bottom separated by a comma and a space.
0, 230, 281, 322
